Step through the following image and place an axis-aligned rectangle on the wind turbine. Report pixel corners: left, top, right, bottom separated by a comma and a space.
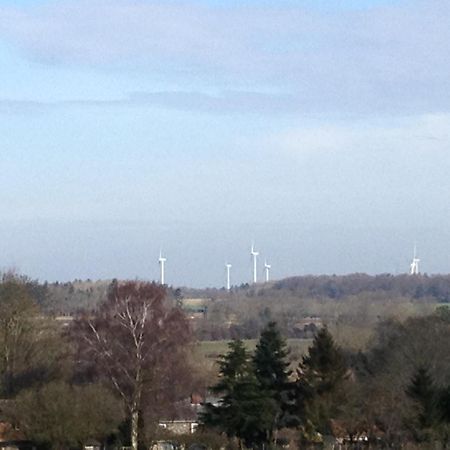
158, 250, 167, 285
251, 243, 259, 283
409, 244, 420, 275
225, 263, 232, 290
264, 260, 271, 282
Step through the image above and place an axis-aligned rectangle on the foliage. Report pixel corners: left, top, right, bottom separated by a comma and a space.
201, 339, 277, 448
71, 281, 193, 450
296, 327, 348, 440
406, 367, 439, 432
405, 367, 450, 446
0, 276, 69, 397
46, 279, 109, 314
253, 322, 291, 391
6, 381, 124, 450
252, 322, 298, 439
6, 271, 450, 449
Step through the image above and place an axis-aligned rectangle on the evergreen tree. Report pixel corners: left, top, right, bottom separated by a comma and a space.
253, 322, 298, 442
201, 340, 276, 449
253, 322, 290, 391
296, 327, 348, 440
406, 366, 438, 429
438, 386, 450, 423
214, 339, 251, 393
405, 366, 441, 443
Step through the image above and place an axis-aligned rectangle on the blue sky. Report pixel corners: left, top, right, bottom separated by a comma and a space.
1, 0, 449, 287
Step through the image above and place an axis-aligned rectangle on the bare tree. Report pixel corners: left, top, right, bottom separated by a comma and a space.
0, 275, 67, 397
73, 281, 192, 450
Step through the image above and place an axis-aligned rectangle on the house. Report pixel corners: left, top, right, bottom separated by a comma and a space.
158, 393, 220, 436
83, 439, 101, 450
293, 317, 323, 337
149, 441, 178, 450
0, 421, 35, 450
158, 421, 198, 435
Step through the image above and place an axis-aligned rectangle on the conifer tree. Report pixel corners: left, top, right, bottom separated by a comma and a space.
405, 366, 440, 442
296, 327, 347, 439
406, 366, 438, 429
253, 322, 290, 391
253, 322, 298, 442
201, 339, 276, 449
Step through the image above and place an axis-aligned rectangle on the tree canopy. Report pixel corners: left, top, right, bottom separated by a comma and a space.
72, 281, 193, 450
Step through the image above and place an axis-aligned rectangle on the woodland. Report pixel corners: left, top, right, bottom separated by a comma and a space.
1, 272, 450, 449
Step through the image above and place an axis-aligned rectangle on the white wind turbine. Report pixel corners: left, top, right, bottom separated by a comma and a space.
158, 250, 167, 285
410, 244, 420, 275
225, 263, 232, 290
264, 260, 271, 282
251, 243, 259, 283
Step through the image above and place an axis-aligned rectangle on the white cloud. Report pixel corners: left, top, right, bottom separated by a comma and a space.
271, 114, 450, 160
1, 0, 450, 115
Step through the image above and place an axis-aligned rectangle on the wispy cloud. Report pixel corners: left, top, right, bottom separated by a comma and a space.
265, 114, 450, 178
1, 0, 450, 115
2, 84, 450, 116
0, 99, 50, 113
0, 90, 299, 115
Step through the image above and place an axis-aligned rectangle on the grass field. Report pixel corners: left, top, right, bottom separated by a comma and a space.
196, 338, 313, 364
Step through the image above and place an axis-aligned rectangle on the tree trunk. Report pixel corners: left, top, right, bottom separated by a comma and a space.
131, 408, 139, 450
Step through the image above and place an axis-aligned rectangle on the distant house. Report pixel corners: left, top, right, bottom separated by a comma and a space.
83, 439, 101, 450
328, 419, 384, 446
158, 393, 201, 435
0, 441, 35, 450
150, 441, 178, 450
293, 317, 323, 337
0, 398, 36, 450
0, 421, 35, 450
180, 299, 209, 322
158, 420, 198, 435
158, 393, 219, 436
54, 315, 75, 327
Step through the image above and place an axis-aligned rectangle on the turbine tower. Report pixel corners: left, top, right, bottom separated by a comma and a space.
225, 263, 232, 290
410, 244, 420, 275
264, 260, 271, 282
251, 243, 259, 283
158, 250, 167, 285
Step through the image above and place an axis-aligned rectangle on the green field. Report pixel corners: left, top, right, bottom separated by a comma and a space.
197, 338, 312, 363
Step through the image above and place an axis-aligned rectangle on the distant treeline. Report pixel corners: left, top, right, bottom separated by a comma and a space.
7, 273, 450, 343
195, 274, 450, 342
271, 273, 450, 301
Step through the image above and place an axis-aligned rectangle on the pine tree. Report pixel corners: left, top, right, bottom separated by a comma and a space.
406, 370, 450, 447
201, 339, 276, 449
300, 327, 347, 395
252, 321, 298, 443
296, 327, 348, 439
214, 339, 251, 393
406, 366, 439, 439
253, 322, 291, 391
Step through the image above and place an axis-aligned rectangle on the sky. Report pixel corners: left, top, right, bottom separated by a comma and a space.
1, 0, 449, 287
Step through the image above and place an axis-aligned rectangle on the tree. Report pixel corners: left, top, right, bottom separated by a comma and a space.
0, 276, 67, 397
72, 281, 192, 450
6, 381, 124, 450
252, 322, 297, 443
405, 367, 450, 446
201, 339, 276, 449
360, 314, 450, 445
406, 366, 439, 432
296, 327, 348, 440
